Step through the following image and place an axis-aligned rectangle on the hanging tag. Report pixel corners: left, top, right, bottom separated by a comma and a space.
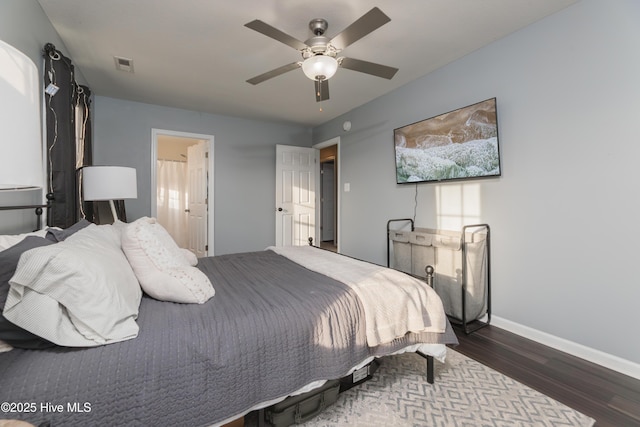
45, 83, 59, 96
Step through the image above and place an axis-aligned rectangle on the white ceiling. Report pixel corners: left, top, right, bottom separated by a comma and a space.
37, 0, 577, 127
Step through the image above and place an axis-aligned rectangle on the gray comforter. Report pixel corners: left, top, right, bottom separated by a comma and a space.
0, 250, 457, 426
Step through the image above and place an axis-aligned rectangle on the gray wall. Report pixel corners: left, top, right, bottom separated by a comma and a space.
313, 0, 640, 364
0, 0, 70, 73
93, 96, 311, 254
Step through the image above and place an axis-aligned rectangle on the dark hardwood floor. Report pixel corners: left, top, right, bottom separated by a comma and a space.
319, 240, 338, 252
451, 324, 640, 427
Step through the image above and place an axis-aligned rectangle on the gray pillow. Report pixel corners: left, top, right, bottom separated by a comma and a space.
0, 236, 56, 349
45, 218, 92, 242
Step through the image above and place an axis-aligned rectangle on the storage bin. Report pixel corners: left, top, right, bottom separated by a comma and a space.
389, 230, 412, 275
387, 222, 491, 334
265, 380, 341, 427
409, 231, 434, 277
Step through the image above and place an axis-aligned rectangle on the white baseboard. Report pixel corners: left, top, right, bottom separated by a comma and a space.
491, 316, 640, 381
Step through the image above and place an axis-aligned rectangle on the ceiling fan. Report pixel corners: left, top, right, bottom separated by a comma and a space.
245, 7, 399, 103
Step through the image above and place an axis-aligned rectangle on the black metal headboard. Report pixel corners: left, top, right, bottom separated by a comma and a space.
0, 204, 50, 231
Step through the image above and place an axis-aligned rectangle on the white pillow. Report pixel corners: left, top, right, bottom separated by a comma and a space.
3, 224, 142, 347
121, 217, 214, 304
181, 248, 198, 266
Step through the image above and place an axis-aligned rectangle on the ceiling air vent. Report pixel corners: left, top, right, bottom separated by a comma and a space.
114, 56, 134, 73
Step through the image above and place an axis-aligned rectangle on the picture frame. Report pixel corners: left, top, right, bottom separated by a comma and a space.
394, 98, 501, 184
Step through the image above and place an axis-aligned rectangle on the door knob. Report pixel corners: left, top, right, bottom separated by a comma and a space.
185, 209, 191, 213
277, 207, 283, 212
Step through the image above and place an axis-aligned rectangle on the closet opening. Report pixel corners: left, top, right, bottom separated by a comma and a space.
319, 144, 337, 252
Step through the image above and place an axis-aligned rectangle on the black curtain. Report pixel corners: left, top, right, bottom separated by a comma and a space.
44, 43, 94, 227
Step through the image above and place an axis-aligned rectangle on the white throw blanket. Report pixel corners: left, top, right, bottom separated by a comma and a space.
268, 246, 446, 347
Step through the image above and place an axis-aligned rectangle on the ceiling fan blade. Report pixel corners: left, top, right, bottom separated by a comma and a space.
245, 20, 308, 51
339, 57, 398, 79
315, 79, 329, 102
247, 62, 301, 85
329, 7, 391, 51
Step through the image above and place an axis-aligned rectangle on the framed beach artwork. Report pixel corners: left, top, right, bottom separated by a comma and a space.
394, 98, 501, 184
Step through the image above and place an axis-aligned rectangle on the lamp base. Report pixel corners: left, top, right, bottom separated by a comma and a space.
109, 200, 120, 223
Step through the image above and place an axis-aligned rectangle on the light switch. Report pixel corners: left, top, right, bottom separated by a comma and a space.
344, 183, 350, 192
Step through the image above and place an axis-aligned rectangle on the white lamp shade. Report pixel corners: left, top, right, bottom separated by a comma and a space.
301, 55, 338, 81
0, 40, 43, 190
82, 166, 137, 201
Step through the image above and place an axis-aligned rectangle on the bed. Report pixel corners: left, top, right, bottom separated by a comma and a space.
0, 215, 457, 427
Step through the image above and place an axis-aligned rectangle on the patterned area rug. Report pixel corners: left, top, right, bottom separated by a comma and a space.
259, 349, 595, 427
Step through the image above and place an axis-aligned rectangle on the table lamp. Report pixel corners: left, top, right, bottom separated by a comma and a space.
82, 166, 137, 222
0, 39, 43, 190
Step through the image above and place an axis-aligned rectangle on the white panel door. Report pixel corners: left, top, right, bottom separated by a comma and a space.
187, 142, 208, 257
275, 144, 318, 247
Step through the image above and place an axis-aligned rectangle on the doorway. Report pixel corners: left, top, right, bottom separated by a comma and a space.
319, 148, 337, 252
151, 129, 215, 256
314, 137, 340, 253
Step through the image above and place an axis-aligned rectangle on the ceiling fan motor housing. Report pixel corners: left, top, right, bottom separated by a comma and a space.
303, 18, 334, 58
303, 37, 333, 58
309, 18, 328, 36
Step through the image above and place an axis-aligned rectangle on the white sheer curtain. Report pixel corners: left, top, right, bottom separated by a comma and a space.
157, 160, 188, 248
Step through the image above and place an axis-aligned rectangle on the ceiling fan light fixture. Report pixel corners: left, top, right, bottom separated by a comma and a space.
301, 55, 338, 81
